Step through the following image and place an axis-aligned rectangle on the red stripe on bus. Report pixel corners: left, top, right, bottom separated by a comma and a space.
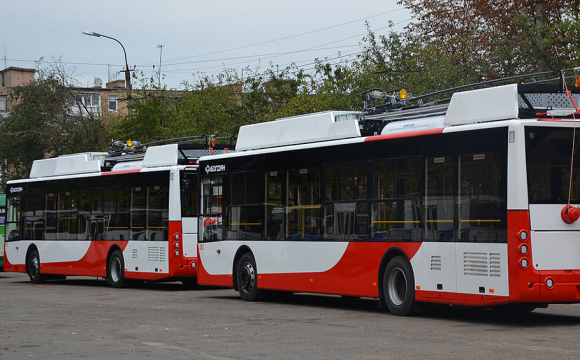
101, 169, 142, 176
364, 128, 445, 142
416, 290, 509, 306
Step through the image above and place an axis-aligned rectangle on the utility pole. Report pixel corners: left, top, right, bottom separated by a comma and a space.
157, 44, 164, 88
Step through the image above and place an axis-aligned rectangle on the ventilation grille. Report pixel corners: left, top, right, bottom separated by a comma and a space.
519, 93, 580, 109
148, 247, 166, 262
463, 252, 502, 277
489, 253, 501, 277
430, 256, 442, 271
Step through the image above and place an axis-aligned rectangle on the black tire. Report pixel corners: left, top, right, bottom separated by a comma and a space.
383, 256, 416, 316
181, 278, 199, 290
108, 250, 127, 288
236, 253, 259, 301
491, 303, 537, 315
27, 250, 46, 284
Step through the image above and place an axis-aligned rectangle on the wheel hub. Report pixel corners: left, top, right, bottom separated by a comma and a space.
239, 262, 255, 293
387, 267, 407, 306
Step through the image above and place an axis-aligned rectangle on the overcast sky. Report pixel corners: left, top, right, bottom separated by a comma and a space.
2, 1, 411, 89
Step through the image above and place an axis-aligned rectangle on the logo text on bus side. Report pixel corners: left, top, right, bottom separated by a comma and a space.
205, 164, 226, 174
9, 186, 23, 194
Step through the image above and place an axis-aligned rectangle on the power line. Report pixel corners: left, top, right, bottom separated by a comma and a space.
163, 17, 411, 76
155, 8, 406, 65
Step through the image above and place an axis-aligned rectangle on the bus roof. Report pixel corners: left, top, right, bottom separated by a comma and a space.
233, 70, 580, 153
16, 135, 236, 181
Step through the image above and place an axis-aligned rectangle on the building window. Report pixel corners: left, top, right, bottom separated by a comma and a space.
76, 93, 101, 109
0, 95, 7, 111
108, 95, 118, 111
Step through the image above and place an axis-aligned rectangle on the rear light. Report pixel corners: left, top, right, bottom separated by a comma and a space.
521, 258, 529, 268
519, 244, 528, 255
518, 230, 528, 241
546, 278, 554, 289
175, 250, 180, 256
191, 261, 196, 268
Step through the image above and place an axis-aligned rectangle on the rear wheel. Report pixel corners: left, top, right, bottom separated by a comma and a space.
383, 256, 415, 316
108, 250, 127, 288
27, 250, 46, 284
236, 253, 259, 301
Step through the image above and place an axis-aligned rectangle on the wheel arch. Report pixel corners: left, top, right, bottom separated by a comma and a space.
378, 247, 414, 302
232, 245, 254, 291
106, 244, 124, 277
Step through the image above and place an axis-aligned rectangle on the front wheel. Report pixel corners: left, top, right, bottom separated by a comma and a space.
108, 250, 127, 288
236, 253, 259, 301
383, 256, 415, 316
27, 250, 46, 284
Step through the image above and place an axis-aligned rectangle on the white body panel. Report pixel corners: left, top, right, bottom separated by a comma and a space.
531, 232, 580, 270
123, 241, 169, 274
529, 204, 580, 231
235, 111, 361, 151
168, 168, 181, 221
6, 241, 91, 265
444, 84, 519, 126
507, 121, 530, 210
30, 153, 106, 178
530, 204, 580, 270
412, 242, 509, 296
411, 242, 457, 293
182, 217, 198, 258
143, 144, 179, 168
200, 241, 348, 275
381, 115, 445, 135
455, 243, 509, 296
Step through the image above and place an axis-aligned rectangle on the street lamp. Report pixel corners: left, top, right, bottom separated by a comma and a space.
83, 30, 132, 99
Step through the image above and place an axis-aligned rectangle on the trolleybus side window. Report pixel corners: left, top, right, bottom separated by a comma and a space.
6, 193, 21, 242
458, 152, 506, 243
180, 172, 199, 218
265, 171, 284, 241
324, 163, 369, 241
46, 191, 57, 240
287, 168, 322, 240
226, 172, 263, 241
426, 156, 456, 242
58, 187, 79, 240
200, 175, 223, 242
370, 158, 423, 241
147, 184, 169, 241
131, 185, 146, 240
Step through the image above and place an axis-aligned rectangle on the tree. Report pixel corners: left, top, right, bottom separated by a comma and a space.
0, 60, 107, 185
397, 0, 580, 78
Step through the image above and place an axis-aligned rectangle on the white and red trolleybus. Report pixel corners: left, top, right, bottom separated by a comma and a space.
196, 70, 580, 315
3, 136, 234, 288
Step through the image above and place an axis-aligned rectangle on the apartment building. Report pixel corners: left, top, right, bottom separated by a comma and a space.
0, 67, 130, 119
